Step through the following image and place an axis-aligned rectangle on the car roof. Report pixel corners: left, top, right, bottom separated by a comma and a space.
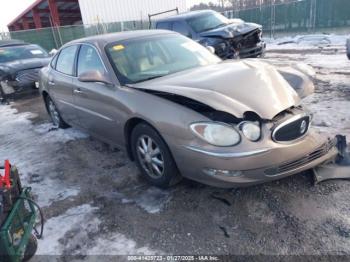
155, 9, 215, 23
67, 29, 176, 46
0, 39, 28, 47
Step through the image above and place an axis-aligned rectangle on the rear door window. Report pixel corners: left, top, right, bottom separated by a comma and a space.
156, 22, 172, 30
55, 45, 79, 76
173, 22, 192, 37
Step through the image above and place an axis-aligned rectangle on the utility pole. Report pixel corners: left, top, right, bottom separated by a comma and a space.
270, 0, 275, 38
309, 0, 317, 32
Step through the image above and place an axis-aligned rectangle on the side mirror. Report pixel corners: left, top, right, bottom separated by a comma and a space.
206, 46, 215, 54
78, 70, 112, 86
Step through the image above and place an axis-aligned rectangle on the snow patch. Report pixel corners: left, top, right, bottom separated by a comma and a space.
305, 97, 350, 138
0, 105, 87, 207
37, 204, 158, 256
121, 187, 172, 214
34, 123, 88, 143
88, 234, 157, 255
266, 34, 348, 50
303, 53, 349, 70
37, 204, 98, 255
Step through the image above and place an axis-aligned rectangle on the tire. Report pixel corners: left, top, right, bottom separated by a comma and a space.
131, 123, 182, 188
22, 234, 38, 262
44, 96, 69, 128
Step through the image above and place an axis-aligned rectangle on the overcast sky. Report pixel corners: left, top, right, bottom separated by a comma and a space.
0, 0, 213, 32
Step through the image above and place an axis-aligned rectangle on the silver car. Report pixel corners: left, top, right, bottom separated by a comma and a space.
40, 30, 338, 188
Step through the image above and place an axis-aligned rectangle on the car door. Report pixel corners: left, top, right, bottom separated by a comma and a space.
49, 45, 80, 125
72, 44, 120, 143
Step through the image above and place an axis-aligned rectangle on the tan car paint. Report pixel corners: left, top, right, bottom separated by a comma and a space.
133, 59, 301, 120
39, 31, 338, 188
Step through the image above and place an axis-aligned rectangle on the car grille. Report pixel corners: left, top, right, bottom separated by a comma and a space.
264, 139, 337, 176
16, 68, 40, 83
272, 115, 311, 142
240, 29, 261, 48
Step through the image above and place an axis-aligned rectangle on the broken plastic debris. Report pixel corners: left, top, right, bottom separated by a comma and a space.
313, 135, 350, 184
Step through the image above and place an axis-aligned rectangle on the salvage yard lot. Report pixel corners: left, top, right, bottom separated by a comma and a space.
1, 38, 350, 258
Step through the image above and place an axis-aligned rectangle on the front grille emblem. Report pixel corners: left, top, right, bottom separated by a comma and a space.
300, 120, 307, 134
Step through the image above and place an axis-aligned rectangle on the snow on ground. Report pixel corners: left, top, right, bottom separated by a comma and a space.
0, 105, 84, 207
37, 203, 158, 256
0, 105, 162, 256
265, 34, 348, 50
303, 53, 349, 70
121, 187, 172, 214
265, 34, 350, 139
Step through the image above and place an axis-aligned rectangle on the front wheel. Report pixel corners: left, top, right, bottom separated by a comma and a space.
131, 123, 182, 188
45, 96, 69, 128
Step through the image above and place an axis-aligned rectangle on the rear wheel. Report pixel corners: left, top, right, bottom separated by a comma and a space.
131, 123, 182, 188
45, 96, 69, 128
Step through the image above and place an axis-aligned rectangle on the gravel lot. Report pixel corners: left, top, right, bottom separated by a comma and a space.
0, 37, 349, 260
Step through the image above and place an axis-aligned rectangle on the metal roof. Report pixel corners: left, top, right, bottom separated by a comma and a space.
8, 0, 82, 29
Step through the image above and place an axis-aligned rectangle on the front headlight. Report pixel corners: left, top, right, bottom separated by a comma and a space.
239, 122, 261, 141
190, 122, 241, 147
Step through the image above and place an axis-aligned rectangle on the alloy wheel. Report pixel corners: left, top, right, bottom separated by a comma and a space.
136, 135, 165, 179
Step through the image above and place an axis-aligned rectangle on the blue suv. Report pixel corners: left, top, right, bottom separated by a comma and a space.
155, 10, 266, 59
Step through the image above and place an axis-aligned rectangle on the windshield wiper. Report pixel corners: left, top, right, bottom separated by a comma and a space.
134, 75, 166, 83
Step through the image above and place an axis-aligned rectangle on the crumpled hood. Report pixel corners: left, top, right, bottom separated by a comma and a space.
0, 57, 51, 75
199, 22, 261, 39
132, 60, 301, 120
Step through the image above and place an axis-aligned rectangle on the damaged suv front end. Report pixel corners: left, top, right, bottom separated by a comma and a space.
196, 18, 266, 59
155, 10, 266, 59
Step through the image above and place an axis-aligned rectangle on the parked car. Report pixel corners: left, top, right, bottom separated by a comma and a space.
40, 30, 337, 188
0, 40, 50, 101
155, 10, 265, 59
347, 36, 350, 60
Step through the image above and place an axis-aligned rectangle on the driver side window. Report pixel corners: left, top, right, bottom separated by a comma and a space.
77, 45, 105, 76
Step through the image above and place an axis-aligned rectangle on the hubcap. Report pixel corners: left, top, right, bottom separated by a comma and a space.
136, 135, 164, 179
48, 100, 60, 127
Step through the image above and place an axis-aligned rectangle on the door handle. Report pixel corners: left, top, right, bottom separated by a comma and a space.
48, 81, 55, 86
74, 89, 83, 94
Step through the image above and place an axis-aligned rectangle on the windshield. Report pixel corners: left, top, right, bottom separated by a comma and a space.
0, 44, 49, 63
106, 34, 221, 85
187, 12, 231, 33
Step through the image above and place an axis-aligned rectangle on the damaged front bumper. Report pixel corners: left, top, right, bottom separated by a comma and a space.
313, 135, 350, 183
213, 28, 266, 59
214, 40, 266, 59
238, 41, 266, 58
170, 131, 339, 188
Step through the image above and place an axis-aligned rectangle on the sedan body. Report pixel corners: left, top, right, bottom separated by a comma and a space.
40, 30, 337, 188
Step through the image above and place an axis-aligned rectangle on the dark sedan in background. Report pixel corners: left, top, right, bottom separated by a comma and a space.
0, 40, 50, 102
155, 10, 265, 59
